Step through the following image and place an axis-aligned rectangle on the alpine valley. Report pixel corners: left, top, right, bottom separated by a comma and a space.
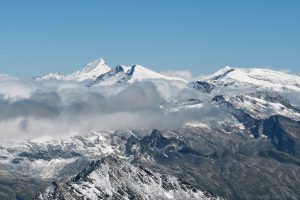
0, 57, 300, 200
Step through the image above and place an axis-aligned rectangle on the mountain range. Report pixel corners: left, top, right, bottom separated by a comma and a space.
0, 57, 300, 200
38, 57, 186, 85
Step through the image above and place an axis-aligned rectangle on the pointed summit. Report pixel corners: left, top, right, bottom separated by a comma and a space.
66, 57, 112, 81
39, 57, 112, 82
82, 57, 107, 73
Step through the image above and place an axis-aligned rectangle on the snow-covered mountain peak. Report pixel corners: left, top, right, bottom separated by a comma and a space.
39, 57, 112, 82
127, 64, 187, 83
206, 67, 300, 91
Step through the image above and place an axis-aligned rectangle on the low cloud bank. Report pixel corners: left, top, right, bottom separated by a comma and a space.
0, 77, 215, 140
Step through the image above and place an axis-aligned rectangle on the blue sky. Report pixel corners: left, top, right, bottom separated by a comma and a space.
0, 0, 299, 76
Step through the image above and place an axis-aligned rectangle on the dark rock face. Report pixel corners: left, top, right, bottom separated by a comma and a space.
259, 115, 300, 158
190, 81, 216, 93
90, 65, 126, 87
95, 65, 125, 82
139, 129, 200, 156
121, 64, 137, 82
211, 69, 235, 80
176, 98, 202, 106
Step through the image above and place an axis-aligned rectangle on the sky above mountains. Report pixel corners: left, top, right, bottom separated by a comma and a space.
0, 0, 299, 76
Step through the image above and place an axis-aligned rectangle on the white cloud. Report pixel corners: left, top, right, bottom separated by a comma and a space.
0, 77, 210, 141
160, 70, 193, 80
160, 70, 208, 81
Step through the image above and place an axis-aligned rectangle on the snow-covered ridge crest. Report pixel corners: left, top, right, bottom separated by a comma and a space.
39, 57, 187, 84
206, 66, 300, 91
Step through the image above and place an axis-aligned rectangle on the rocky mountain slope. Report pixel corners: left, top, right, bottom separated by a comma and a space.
35, 155, 221, 200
